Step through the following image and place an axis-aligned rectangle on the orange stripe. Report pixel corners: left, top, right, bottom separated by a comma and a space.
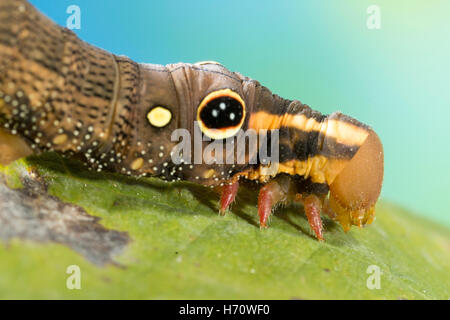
248, 111, 369, 147
235, 156, 350, 185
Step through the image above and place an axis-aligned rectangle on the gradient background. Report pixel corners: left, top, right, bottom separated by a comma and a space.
29, 0, 450, 226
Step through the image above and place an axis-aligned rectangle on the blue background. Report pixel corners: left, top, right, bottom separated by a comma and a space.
30, 0, 450, 226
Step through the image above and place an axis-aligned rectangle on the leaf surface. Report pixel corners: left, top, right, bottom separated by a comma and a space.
0, 153, 448, 299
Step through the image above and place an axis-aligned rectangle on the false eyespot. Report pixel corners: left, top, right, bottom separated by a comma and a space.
196, 89, 246, 140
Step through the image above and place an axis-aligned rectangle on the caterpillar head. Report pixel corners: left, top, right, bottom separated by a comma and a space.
327, 129, 384, 231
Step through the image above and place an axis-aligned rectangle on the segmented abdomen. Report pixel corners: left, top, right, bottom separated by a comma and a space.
0, 0, 148, 173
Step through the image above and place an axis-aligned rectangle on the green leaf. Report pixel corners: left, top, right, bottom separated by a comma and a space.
0, 153, 449, 299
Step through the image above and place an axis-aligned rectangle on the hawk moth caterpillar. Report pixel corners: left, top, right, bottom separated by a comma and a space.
0, 0, 384, 240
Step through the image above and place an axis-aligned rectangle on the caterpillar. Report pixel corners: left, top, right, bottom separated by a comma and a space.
0, 0, 384, 241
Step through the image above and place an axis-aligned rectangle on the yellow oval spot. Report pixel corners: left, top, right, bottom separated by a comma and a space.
203, 168, 215, 179
131, 157, 144, 171
52, 134, 68, 145
147, 106, 172, 128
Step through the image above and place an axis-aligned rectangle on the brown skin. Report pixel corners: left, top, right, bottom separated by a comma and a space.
0, 129, 32, 166
328, 130, 384, 230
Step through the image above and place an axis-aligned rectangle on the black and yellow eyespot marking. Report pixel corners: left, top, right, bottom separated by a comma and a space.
197, 89, 246, 140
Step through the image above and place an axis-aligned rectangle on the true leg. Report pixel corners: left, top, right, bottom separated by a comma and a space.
257, 175, 295, 228
303, 194, 324, 241
219, 181, 239, 215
